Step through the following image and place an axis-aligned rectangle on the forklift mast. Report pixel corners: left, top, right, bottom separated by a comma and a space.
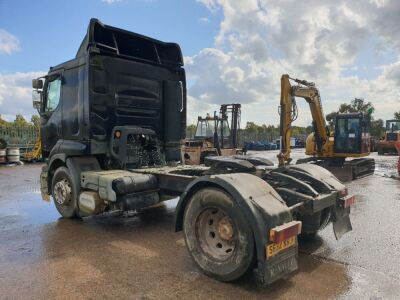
219, 104, 241, 149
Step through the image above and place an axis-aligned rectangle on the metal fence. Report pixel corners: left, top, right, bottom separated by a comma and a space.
0, 125, 39, 149
185, 128, 280, 147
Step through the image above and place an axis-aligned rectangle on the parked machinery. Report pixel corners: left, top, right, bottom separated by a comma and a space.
181, 104, 242, 165
278, 74, 375, 181
377, 120, 400, 155
0, 125, 41, 162
33, 19, 355, 285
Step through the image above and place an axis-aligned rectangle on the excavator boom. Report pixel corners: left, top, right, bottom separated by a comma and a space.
277, 74, 375, 181
278, 74, 329, 166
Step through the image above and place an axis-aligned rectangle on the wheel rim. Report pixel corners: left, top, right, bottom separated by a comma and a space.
195, 207, 237, 261
54, 178, 72, 206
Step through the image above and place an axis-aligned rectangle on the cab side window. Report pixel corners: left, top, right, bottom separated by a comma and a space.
45, 78, 61, 113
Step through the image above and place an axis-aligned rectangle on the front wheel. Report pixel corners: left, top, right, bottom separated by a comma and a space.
52, 166, 80, 218
183, 188, 254, 282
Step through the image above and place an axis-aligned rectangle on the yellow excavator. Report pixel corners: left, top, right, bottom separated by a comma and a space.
278, 74, 375, 181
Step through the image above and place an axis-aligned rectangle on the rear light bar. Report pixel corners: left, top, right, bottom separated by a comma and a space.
339, 188, 348, 197
269, 221, 302, 244
340, 194, 355, 208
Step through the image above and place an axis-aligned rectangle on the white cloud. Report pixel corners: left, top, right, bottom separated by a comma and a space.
199, 17, 210, 24
0, 72, 45, 121
187, 0, 400, 126
0, 29, 20, 55
102, 0, 122, 4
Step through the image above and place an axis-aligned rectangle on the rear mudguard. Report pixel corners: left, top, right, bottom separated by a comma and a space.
287, 164, 352, 239
175, 173, 297, 284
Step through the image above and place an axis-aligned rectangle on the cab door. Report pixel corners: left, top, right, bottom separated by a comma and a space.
41, 75, 62, 157
334, 117, 362, 154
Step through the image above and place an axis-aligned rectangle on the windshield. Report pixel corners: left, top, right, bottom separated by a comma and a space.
195, 119, 214, 137
194, 119, 231, 138
334, 117, 361, 153
386, 120, 400, 132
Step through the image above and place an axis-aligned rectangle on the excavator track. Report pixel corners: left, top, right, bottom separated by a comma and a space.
346, 158, 375, 180
297, 157, 375, 182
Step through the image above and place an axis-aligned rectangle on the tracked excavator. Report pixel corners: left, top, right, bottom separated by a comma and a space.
278, 74, 375, 181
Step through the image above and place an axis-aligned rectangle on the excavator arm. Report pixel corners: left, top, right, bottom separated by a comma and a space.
278, 74, 329, 166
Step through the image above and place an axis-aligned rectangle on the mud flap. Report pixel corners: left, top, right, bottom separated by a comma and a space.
331, 206, 352, 240
262, 247, 298, 284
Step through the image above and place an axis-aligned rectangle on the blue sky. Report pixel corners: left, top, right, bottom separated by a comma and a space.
0, 0, 399, 125
0, 0, 221, 73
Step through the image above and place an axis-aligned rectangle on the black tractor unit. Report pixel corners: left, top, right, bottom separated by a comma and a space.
33, 19, 355, 285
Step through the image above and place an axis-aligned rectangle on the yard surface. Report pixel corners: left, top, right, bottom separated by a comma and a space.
0, 150, 399, 299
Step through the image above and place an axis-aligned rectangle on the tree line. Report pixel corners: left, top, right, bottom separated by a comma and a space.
187, 99, 400, 141
0, 114, 40, 127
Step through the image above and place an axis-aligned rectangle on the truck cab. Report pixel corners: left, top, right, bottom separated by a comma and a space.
33, 18, 186, 165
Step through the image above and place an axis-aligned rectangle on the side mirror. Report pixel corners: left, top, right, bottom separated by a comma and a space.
33, 100, 41, 110
32, 90, 42, 112
32, 79, 43, 89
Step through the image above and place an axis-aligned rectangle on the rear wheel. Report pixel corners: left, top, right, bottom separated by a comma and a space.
183, 188, 254, 282
52, 167, 80, 218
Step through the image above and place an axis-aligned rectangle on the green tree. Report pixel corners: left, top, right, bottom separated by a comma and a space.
325, 98, 383, 138
325, 111, 338, 127
394, 111, 400, 120
186, 124, 197, 139
370, 119, 385, 139
14, 114, 29, 126
0, 115, 9, 126
338, 98, 374, 114
245, 122, 258, 134
31, 115, 41, 127
327, 98, 374, 119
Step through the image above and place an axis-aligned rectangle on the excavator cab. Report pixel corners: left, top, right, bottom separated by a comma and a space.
377, 119, 400, 155
334, 113, 370, 154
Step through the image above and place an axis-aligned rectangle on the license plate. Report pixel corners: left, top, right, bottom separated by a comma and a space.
266, 236, 296, 259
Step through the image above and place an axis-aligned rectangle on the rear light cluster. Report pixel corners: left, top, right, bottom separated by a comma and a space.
269, 221, 302, 244
340, 195, 356, 208
339, 188, 348, 197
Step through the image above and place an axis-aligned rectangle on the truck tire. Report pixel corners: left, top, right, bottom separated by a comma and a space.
183, 187, 254, 282
52, 166, 80, 218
